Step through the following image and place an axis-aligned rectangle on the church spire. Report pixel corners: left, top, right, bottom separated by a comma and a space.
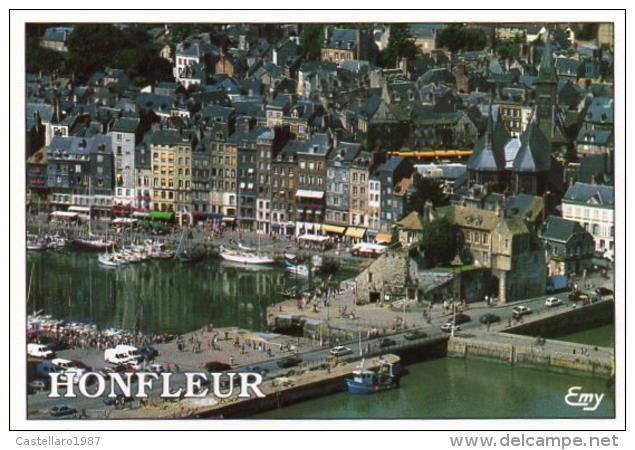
537, 28, 557, 84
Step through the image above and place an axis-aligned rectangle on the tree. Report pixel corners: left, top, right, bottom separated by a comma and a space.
438, 24, 487, 53
379, 24, 420, 67
416, 217, 459, 267
25, 36, 66, 74
299, 24, 325, 60
403, 176, 448, 218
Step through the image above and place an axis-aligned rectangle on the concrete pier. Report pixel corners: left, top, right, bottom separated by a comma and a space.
111, 354, 400, 419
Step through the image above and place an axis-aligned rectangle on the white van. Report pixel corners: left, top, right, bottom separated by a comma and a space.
27, 343, 55, 359
104, 344, 142, 365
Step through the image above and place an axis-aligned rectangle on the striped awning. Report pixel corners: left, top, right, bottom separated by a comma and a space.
376, 233, 392, 243
345, 227, 366, 238
322, 224, 346, 234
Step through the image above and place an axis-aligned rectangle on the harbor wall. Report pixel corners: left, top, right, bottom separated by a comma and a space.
189, 355, 400, 419
447, 336, 613, 379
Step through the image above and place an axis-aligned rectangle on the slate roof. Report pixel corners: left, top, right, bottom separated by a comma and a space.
504, 193, 544, 222
575, 153, 613, 185
467, 107, 505, 172
328, 142, 362, 165
563, 182, 614, 206
26, 103, 55, 123
539, 215, 585, 243
584, 97, 614, 124
111, 117, 140, 134
377, 156, 406, 174
435, 205, 500, 231
555, 57, 581, 77
324, 28, 358, 50
397, 211, 424, 231
148, 129, 195, 146
512, 116, 551, 173
576, 128, 613, 146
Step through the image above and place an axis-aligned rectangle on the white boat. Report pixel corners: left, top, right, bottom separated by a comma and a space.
98, 253, 123, 267
219, 246, 274, 265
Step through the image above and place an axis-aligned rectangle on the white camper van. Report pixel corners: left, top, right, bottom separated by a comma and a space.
27, 343, 55, 359
104, 344, 143, 365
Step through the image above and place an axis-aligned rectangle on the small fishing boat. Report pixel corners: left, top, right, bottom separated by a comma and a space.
176, 229, 205, 263
27, 238, 49, 251
97, 253, 123, 267
346, 362, 400, 394
286, 264, 311, 277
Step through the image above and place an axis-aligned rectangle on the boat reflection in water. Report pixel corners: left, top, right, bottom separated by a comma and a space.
26, 250, 355, 336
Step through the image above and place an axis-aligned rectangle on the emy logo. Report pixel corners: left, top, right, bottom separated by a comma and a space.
564, 386, 605, 411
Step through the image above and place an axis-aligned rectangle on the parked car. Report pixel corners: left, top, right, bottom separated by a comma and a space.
103, 392, 134, 407
512, 305, 533, 317
404, 330, 428, 340
595, 287, 613, 296
378, 338, 396, 348
245, 365, 269, 376
49, 405, 78, 417
28, 379, 47, 391
150, 363, 166, 373
479, 313, 501, 324
454, 313, 471, 325
204, 361, 232, 372
138, 346, 159, 361
545, 297, 563, 308
277, 355, 302, 369
330, 346, 353, 357
27, 343, 55, 359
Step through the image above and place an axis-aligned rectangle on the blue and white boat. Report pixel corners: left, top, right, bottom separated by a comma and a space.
346, 362, 399, 394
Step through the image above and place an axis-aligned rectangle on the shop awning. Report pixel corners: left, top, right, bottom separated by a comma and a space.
322, 224, 346, 234
112, 217, 137, 224
345, 227, 366, 238
68, 206, 91, 213
149, 211, 175, 220
376, 233, 392, 244
132, 211, 149, 218
50, 211, 79, 219
222, 217, 235, 222
298, 233, 329, 242
295, 189, 324, 199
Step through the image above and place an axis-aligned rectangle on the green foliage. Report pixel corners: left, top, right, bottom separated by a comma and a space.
169, 24, 212, 43
495, 38, 521, 60
438, 24, 487, 53
403, 176, 448, 218
299, 24, 325, 60
416, 217, 459, 267
379, 24, 420, 68
576, 23, 599, 41
25, 35, 65, 74
31, 24, 175, 85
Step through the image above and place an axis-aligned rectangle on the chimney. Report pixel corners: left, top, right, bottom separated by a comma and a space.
496, 202, 504, 218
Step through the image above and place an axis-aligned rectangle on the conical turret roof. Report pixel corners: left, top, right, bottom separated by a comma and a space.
512, 110, 551, 172
467, 101, 505, 172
